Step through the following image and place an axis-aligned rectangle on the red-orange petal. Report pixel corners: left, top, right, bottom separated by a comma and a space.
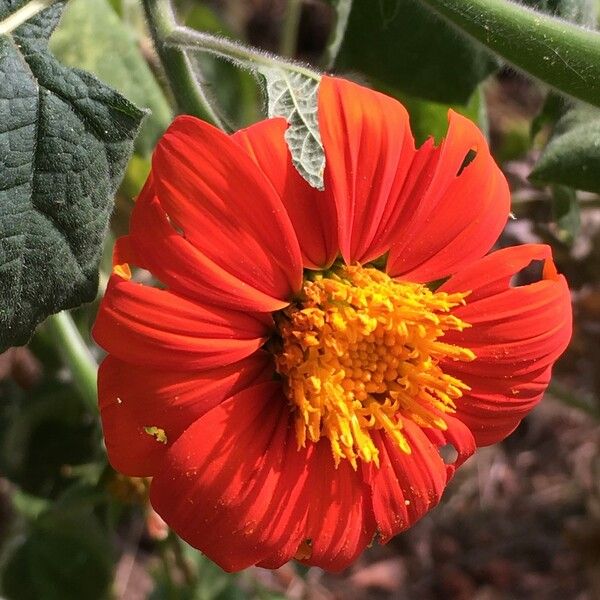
150, 382, 377, 572
98, 352, 273, 477
440, 244, 572, 445
318, 75, 417, 264
387, 110, 510, 282
127, 177, 290, 312
233, 118, 338, 269
364, 419, 450, 543
150, 382, 311, 571
92, 272, 272, 371
150, 116, 303, 310
296, 440, 376, 572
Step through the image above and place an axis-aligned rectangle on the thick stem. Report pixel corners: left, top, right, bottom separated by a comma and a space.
45, 312, 98, 413
0, 0, 60, 34
167, 27, 321, 81
279, 0, 303, 57
141, 0, 227, 127
418, 0, 600, 108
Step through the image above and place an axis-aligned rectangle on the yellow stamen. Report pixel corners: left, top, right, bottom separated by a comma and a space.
274, 265, 475, 469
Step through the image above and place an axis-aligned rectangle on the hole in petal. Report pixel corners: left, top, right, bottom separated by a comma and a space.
510, 259, 545, 288
438, 443, 458, 465
457, 149, 478, 176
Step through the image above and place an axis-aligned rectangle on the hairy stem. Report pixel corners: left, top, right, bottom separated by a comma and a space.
167, 26, 321, 81
141, 0, 227, 127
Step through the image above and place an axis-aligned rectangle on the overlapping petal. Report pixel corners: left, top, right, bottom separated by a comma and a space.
98, 352, 273, 476
93, 271, 272, 370
124, 177, 294, 312
148, 116, 303, 311
150, 382, 376, 572
440, 244, 572, 445
365, 415, 475, 543
318, 75, 416, 264
150, 382, 311, 571
386, 110, 511, 282
233, 118, 338, 269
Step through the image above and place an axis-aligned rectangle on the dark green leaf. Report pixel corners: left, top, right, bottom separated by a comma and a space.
1, 508, 113, 600
530, 102, 600, 193
0, 378, 98, 497
528, 0, 600, 193
0, 0, 144, 351
49, 0, 172, 155
335, 0, 500, 104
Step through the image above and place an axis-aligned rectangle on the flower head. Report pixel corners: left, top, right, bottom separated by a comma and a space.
93, 76, 572, 572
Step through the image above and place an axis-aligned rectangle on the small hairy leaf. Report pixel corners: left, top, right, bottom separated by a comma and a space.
0, 0, 144, 351
261, 67, 324, 190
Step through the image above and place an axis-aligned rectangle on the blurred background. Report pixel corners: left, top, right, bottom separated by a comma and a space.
1, 0, 600, 598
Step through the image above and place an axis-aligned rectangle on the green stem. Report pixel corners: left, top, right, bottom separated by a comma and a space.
141, 0, 227, 127
45, 312, 98, 413
0, 0, 61, 34
167, 26, 321, 81
279, 0, 303, 57
418, 0, 600, 108
321, 0, 353, 69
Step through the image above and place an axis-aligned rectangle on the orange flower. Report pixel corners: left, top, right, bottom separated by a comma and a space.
93, 76, 571, 572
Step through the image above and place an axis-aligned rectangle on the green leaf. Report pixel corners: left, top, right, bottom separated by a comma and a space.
0, 0, 144, 351
261, 68, 325, 190
418, 0, 600, 109
530, 101, 600, 193
1, 507, 113, 600
49, 0, 172, 155
393, 88, 483, 146
335, 0, 499, 104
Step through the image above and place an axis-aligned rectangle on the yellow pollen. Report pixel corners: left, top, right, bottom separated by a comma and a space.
274, 265, 475, 470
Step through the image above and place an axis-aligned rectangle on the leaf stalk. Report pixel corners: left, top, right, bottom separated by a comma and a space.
141, 0, 227, 127
45, 312, 98, 413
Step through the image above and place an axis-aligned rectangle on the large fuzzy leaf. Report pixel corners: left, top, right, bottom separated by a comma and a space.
0, 0, 144, 351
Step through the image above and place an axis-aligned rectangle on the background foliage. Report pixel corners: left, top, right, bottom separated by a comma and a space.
1, 0, 600, 598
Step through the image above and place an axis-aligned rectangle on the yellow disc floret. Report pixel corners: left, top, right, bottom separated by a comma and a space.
274, 265, 475, 469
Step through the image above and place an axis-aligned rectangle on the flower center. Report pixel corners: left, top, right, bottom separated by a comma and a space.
274, 265, 475, 469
